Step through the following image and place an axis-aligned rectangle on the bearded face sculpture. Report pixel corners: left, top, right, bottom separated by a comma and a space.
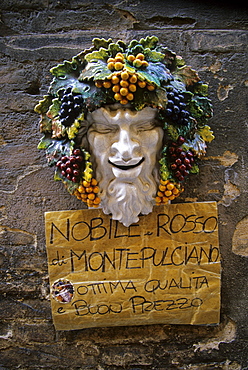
86, 105, 163, 226
35, 36, 214, 227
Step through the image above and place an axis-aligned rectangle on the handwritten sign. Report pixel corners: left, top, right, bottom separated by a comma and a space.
45, 202, 220, 330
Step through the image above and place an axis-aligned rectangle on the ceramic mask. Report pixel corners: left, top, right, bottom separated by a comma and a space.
86, 105, 163, 226
35, 36, 214, 227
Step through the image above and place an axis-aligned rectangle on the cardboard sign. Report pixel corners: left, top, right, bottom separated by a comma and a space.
45, 202, 220, 330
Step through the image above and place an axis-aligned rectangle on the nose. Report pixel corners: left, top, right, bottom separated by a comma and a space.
111, 128, 139, 161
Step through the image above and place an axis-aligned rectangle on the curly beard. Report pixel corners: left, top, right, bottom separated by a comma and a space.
97, 169, 159, 227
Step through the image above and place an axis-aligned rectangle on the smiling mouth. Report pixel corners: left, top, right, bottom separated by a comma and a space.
108, 157, 145, 171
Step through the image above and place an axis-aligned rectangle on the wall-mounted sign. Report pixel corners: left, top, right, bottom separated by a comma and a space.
45, 202, 220, 330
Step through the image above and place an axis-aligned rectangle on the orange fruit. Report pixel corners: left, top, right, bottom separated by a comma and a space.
167, 183, 175, 190
160, 179, 169, 186
138, 80, 146, 88
147, 84, 155, 91
91, 178, 98, 186
159, 185, 166, 192
83, 180, 90, 188
114, 62, 124, 70
114, 93, 122, 101
120, 80, 129, 87
121, 71, 129, 80
107, 62, 115, 70
120, 87, 128, 96
93, 197, 101, 204
141, 60, 149, 67
129, 84, 136, 92
103, 81, 112, 89
173, 188, 180, 195
95, 81, 103, 88
107, 57, 115, 63
127, 55, 135, 62
120, 99, 128, 105
112, 85, 120, 93
136, 53, 145, 60
133, 59, 143, 68
126, 93, 134, 101
129, 74, 137, 83
111, 76, 120, 84
93, 186, 99, 193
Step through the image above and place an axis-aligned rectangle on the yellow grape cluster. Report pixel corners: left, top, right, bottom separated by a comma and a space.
106, 52, 149, 71
95, 52, 155, 105
155, 179, 183, 205
126, 53, 149, 68
74, 178, 101, 207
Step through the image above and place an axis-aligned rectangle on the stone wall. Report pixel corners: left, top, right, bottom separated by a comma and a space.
0, 1, 247, 368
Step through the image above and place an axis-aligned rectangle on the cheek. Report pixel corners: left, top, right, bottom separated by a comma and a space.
140, 128, 163, 156
87, 132, 112, 161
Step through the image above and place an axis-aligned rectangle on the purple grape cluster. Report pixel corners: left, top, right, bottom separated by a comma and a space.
59, 87, 83, 127
165, 87, 190, 125
168, 136, 195, 182
56, 149, 84, 183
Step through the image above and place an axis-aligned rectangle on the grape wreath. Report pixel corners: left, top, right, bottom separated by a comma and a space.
35, 36, 214, 207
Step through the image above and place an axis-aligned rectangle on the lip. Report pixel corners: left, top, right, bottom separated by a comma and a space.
108, 157, 144, 171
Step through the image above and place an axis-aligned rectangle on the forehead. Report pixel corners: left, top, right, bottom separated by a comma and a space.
88, 106, 158, 126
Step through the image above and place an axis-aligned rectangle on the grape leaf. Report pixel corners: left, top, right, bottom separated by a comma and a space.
167, 124, 179, 141
124, 63, 136, 74
93, 38, 112, 50
154, 87, 168, 109
139, 36, 159, 50
174, 65, 200, 86
137, 62, 172, 86
127, 39, 140, 50
170, 78, 187, 92
175, 55, 185, 67
131, 44, 145, 56
66, 114, 83, 140
161, 47, 176, 68
37, 135, 53, 150
50, 77, 92, 98
45, 138, 72, 166
79, 59, 111, 81
108, 42, 123, 57
34, 95, 53, 132
51, 118, 66, 138
198, 125, 215, 142
188, 133, 207, 157
193, 83, 209, 96
50, 61, 81, 93
159, 156, 171, 181
188, 96, 213, 126
189, 162, 200, 174
117, 40, 127, 50
54, 169, 79, 194
144, 48, 165, 62
34, 95, 52, 114
38, 115, 52, 133
46, 98, 60, 119
85, 48, 109, 62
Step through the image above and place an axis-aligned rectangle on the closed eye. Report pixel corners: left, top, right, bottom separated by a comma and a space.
134, 121, 157, 132
90, 123, 118, 134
